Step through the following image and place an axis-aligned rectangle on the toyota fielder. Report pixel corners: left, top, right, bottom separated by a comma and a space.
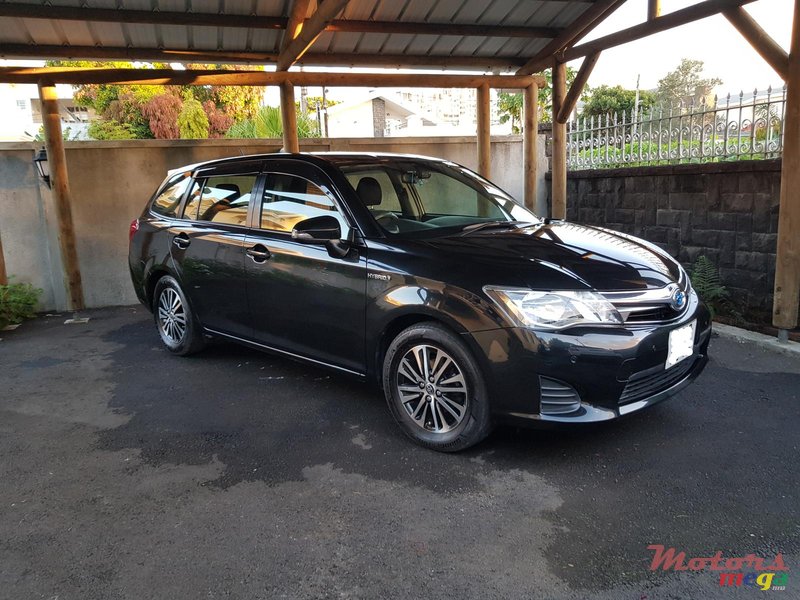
129, 152, 711, 451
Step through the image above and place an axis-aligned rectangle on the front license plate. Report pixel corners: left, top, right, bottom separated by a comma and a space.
666, 320, 696, 370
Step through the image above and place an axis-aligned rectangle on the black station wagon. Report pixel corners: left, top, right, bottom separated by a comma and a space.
129, 152, 711, 451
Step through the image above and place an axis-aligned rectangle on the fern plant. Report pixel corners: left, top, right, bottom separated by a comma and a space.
689, 255, 728, 318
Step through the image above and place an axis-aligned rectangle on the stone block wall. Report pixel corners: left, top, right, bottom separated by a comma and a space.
562, 160, 782, 313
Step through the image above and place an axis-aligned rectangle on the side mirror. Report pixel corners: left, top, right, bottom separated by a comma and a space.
291, 215, 341, 242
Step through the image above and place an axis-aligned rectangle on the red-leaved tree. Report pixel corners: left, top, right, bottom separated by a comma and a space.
203, 101, 234, 138
142, 93, 183, 139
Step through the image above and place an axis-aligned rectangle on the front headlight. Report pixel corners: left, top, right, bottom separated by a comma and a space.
483, 286, 623, 330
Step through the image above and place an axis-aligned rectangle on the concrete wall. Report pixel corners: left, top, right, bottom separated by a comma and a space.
562, 160, 782, 315
0, 135, 544, 311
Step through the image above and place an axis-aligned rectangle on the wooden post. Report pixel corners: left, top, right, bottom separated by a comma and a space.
476, 83, 491, 179
773, 0, 800, 336
551, 62, 568, 220
38, 82, 84, 311
648, 0, 661, 21
523, 83, 539, 212
280, 82, 300, 153
0, 227, 7, 285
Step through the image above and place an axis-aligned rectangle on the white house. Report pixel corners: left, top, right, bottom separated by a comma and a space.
0, 83, 92, 141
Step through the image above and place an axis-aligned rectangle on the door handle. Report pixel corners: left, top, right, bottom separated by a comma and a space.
246, 244, 271, 263
172, 234, 190, 250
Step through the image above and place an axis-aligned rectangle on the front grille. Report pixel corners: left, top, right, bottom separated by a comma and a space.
603, 283, 690, 324
539, 376, 581, 415
622, 305, 676, 323
619, 358, 695, 405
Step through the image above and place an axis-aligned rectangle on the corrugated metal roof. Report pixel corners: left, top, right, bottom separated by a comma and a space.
0, 0, 596, 70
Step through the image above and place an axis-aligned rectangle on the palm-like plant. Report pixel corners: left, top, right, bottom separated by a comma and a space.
226, 105, 320, 139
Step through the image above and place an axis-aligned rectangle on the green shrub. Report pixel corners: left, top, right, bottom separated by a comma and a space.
177, 97, 210, 139
0, 279, 42, 329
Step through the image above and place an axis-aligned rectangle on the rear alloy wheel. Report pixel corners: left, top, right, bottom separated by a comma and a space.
383, 323, 492, 451
153, 275, 205, 356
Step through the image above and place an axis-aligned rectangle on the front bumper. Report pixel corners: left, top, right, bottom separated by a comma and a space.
466, 292, 712, 425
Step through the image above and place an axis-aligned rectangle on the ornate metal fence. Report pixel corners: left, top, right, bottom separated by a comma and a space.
567, 86, 786, 170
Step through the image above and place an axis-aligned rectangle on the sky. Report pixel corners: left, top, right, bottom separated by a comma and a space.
577, 0, 792, 95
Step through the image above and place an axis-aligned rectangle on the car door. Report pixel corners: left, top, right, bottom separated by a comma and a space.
168, 162, 263, 338
244, 160, 367, 373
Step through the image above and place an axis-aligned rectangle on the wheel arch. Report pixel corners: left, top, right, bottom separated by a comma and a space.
372, 309, 470, 385
144, 266, 181, 311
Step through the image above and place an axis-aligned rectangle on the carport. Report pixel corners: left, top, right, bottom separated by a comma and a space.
0, 0, 796, 339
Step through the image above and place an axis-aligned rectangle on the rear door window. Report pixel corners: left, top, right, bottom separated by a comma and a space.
183, 174, 258, 226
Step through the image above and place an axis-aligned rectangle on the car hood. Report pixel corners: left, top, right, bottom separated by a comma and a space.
419, 221, 683, 291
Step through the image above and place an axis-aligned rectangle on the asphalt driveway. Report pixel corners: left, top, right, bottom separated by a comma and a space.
1, 306, 798, 599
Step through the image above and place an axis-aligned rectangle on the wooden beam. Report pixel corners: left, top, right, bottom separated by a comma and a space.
0, 44, 526, 71
280, 82, 300, 153
38, 83, 84, 311
282, 0, 311, 52
0, 3, 560, 39
516, 0, 626, 75
551, 62, 568, 220
0, 3, 284, 29
326, 20, 559, 39
724, 7, 789, 79
648, 0, 662, 20
563, 0, 759, 62
523, 83, 539, 212
557, 51, 601, 124
277, 0, 351, 71
0, 67, 544, 89
477, 83, 492, 180
773, 0, 800, 333
0, 227, 7, 286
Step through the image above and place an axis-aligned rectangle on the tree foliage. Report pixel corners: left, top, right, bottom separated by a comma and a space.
496, 66, 579, 132
582, 85, 656, 119
203, 101, 234, 138
177, 96, 210, 139
656, 58, 723, 107
46, 60, 263, 140
304, 96, 341, 113
87, 120, 137, 140
141, 92, 183, 139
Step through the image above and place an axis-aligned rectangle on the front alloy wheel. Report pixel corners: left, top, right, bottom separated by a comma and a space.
383, 323, 492, 452
396, 344, 469, 434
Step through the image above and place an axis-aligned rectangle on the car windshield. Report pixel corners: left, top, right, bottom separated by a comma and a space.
341, 159, 539, 238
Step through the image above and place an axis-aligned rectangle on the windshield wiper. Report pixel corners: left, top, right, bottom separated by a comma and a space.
460, 220, 529, 235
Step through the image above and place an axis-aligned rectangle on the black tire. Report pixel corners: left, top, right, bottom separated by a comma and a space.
383, 322, 492, 452
152, 275, 206, 356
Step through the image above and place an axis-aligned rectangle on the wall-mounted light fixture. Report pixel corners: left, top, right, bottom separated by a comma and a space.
33, 147, 50, 189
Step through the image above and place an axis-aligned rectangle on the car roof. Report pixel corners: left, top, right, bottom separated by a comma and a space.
166, 151, 451, 177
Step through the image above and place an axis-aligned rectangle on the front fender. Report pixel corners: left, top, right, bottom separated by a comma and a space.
365, 275, 505, 379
